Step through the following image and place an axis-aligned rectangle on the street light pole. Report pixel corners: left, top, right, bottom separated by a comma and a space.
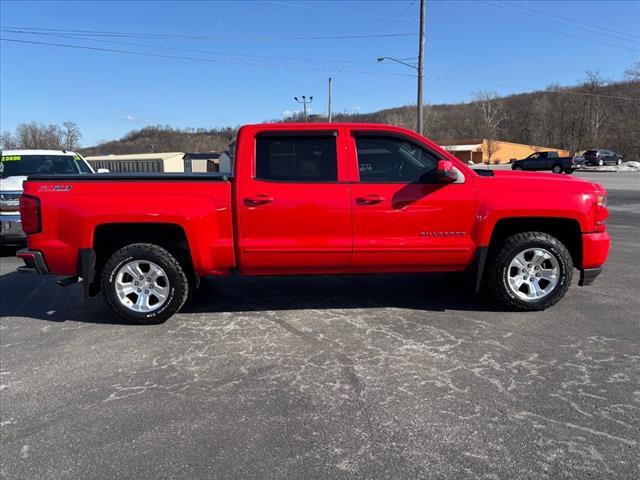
377, 0, 425, 135
328, 77, 333, 123
417, 0, 425, 136
294, 95, 313, 122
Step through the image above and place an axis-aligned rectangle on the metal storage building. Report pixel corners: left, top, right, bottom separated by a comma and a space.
84, 152, 185, 173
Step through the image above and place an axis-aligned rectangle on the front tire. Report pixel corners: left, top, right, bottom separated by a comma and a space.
551, 164, 563, 174
488, 232, 573, 311
598, 159, 604, 166
101, 243, 189, 324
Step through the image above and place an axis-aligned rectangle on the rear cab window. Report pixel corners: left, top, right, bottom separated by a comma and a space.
255, 135, 337, 182
0, 154, 92, 178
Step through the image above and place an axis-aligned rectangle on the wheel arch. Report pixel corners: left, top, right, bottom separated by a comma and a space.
88, 222, 197, 296
488, 217, 582, 265
474, 217, 582, 292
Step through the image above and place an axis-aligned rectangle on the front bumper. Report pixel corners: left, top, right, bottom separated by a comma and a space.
0, 214, 25, 245
16, 249, 49, 274
579, 231, 610, 286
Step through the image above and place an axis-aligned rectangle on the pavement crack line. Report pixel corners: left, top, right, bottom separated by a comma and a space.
516, 411, 637, 447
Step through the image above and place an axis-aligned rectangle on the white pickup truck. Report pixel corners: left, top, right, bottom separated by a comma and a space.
0, 150, 102, 245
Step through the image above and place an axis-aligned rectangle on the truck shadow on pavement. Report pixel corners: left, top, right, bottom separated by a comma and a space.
183, 273, 502, 315
0, 268, 502, 324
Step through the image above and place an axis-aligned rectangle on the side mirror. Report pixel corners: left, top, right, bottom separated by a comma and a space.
97, 168, 110, 173
436, 160, 457, 183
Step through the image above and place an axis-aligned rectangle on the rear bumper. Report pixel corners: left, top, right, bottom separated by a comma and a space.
16, 249, 49, 274
1, 214, 25, 245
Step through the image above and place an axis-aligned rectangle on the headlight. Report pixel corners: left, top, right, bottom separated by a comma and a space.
596, 194, 607, 207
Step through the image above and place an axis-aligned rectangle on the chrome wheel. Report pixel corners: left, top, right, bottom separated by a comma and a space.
506, 248, 559, 301
114, 260, 170, 312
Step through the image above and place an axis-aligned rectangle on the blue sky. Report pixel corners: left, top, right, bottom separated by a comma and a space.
1, 0, 638, 146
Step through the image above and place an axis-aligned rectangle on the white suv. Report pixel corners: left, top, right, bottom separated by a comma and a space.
0, 150, 101, 245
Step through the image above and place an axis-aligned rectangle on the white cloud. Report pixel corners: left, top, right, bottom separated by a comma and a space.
125, 114, 136, 122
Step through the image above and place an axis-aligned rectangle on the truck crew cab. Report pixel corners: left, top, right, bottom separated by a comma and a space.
17, 124, 610, 323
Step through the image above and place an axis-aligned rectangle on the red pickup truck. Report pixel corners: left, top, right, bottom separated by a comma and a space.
17, 123, 610, 323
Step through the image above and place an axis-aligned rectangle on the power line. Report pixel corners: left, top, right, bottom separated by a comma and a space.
0, 25, 417, 41
478, 0, 639, 45
3, 37, 637, 103
0, 37, 416, 77
450, 2, 640, 52
505, 1, 640, 40
0, 28, 384, 64
334, 0, 417, 82
335, 78, 414, 103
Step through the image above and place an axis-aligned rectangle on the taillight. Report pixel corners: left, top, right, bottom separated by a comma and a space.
19, 194, 41, 234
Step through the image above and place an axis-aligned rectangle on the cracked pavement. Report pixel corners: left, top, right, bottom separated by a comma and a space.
1, 172, 638, 479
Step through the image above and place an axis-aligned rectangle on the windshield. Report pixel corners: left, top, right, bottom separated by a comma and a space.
0, 154, 93, 178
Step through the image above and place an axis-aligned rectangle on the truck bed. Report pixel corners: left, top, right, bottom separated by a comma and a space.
27, 172, 232, 181
22, 174, 235, 276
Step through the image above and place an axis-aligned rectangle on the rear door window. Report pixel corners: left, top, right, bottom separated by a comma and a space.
255, 135, 337, 182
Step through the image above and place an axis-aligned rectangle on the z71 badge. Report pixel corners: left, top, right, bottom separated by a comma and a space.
38, 185, 72, 192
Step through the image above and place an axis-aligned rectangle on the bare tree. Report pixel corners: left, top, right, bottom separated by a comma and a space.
485, 139, 500, 164
1, 122, 83, 150
624, 62, 640, 81
472, 91, 505, 163
1, 131, 18, 149
582, 71, 609, 146
13, 122, 64, 149
62, 121, 82, 150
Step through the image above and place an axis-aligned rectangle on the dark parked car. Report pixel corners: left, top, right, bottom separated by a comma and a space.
584, 149, 624, 166
511, 151, 577, 174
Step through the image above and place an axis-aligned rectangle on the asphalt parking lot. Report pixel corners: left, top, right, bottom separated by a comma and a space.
1, 172, 638, 479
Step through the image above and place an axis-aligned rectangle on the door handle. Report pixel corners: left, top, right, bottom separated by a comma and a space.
355, 195, 384, 206
244, 195, 274, 206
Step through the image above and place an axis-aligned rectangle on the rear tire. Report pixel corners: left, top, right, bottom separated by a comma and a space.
101, 243, 189, 324
598, 159, 604, 166
488, 232, 573, 311
513, 165, 523, 171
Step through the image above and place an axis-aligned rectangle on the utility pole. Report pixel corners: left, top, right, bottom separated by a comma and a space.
417, 0, 425, 135
328, 77, 333, 122
294, 96, 313, 122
